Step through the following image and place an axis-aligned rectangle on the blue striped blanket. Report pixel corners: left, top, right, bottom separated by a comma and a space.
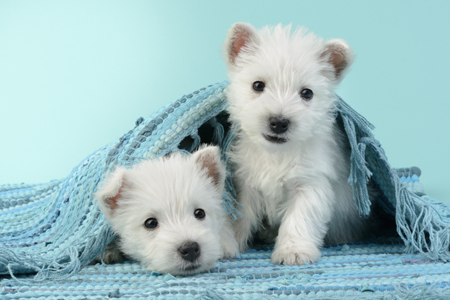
1, 82, 449, 298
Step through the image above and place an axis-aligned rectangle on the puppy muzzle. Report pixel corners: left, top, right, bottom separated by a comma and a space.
263, 116, 290, 144
269, 117, 290, 134
178, 241, 201, 262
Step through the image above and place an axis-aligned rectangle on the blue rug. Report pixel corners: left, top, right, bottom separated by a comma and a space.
2, 225, 450, 299
1, 82, 450, 299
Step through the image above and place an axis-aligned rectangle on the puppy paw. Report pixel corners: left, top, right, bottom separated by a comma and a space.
271, 242, 321, 265
220, 226, 240, 258
102, 246, 125, 264
221, 230, 240, 259
233, 225, 252, 253
222, 241, 240, 258
90, 240, 125, 265
235, 234, 251, 253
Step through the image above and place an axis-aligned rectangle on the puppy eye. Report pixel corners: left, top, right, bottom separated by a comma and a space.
252, 81, 265, 92
144, 218, 158, 229
300, 88, 313, 100
194, 209, 205, 220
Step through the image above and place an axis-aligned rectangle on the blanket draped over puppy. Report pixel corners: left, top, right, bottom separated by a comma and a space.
0, 81, 449, 281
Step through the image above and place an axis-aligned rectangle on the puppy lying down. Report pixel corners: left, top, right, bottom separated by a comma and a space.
94, 146, 239, 275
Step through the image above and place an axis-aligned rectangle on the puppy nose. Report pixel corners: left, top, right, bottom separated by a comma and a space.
178, 242, 201, 262
269, 117, 290, 134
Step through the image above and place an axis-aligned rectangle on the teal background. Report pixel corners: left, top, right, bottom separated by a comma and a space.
1, 1, 449, 203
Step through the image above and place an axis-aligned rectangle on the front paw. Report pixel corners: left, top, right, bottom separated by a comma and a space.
222, 239, 240, 259
234, 229, 251, 253
271, 241, 321, 265
233, 222, 252, 252
90, 239, 125, 265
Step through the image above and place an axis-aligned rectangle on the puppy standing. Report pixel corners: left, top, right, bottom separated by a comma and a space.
95, 146, 239, 275
225, 23, 373, 265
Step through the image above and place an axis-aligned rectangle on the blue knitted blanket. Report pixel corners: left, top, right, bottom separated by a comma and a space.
1, 82, 450, 298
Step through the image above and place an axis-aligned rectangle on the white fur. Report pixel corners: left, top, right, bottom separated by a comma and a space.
225, 23, 372, 265
94, 146, 239, 275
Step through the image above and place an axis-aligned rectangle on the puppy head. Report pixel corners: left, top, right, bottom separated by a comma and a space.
95, 145, 227, 275
224, 23, 354, 150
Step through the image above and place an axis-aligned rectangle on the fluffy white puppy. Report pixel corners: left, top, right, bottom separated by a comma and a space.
225, 23, 373, 265
94, 146, 239, 275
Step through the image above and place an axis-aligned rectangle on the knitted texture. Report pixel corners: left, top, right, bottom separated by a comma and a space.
2, 235, 450, 299
1, 82, 449, 291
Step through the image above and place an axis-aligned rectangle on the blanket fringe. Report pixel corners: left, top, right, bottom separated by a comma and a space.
338, 96, 450, 261
342, 115, 373, 216
394, 173, 450, 261
2, 225, 115, 283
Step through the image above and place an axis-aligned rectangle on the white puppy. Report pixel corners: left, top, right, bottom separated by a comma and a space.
95, 146, 239, 275
224, 23, 373, 265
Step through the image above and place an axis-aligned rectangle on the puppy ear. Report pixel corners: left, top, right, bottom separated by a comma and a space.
192, 146, 226, 191
225, 22, 259, 67
95, 167, 128, 219
320, 39, 354, 83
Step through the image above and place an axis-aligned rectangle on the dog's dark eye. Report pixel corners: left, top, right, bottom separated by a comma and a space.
253, 81, 265, 92
144, 218, 158, 229
194, 209, 205, 220
300, 88, 313, 100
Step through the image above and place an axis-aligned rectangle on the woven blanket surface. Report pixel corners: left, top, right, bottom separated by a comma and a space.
2, 235, 450, 299
1, 82, 450, 298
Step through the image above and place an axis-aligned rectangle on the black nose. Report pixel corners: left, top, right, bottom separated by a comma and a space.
178, 242, 201, 262
269, 117, 290, 134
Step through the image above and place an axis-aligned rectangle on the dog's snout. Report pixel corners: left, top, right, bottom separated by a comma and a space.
178, 242, 201, 262
269, 117, 290, 134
